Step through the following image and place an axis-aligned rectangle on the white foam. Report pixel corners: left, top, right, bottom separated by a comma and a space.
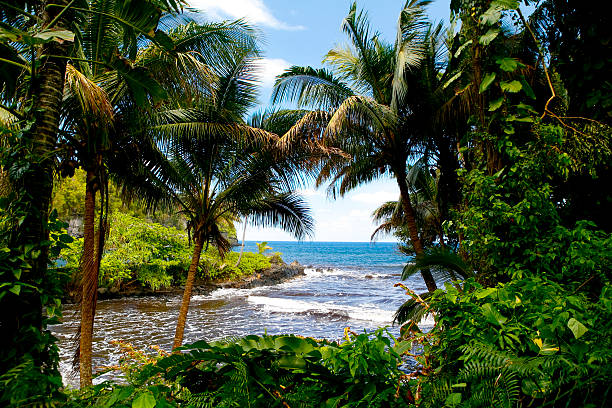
303, 267, 388, 279
247, 296, 393, 324
418, 314, 435, 327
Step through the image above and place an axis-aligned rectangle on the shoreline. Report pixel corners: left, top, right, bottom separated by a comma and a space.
64, 261, 306, 303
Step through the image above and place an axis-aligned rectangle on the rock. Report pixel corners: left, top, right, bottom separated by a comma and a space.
364, 275, 374, 279
97, 287, 108, 295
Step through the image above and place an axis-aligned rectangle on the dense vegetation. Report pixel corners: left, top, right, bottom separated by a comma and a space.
61, 212, 272, 291
1, 0, 610, 407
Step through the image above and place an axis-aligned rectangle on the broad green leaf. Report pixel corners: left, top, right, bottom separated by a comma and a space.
476, 287, 497, 299
393, 340, 413, 355
132, 392, 156, 408
59, 234, 74, 244
13, 269, 22, 280
496, 57, 519, 72
480, 29, 500, 45
153, 30, 175, 51
500, 80, 523, 93
481, 7, 502, 25
520, 79, 536, 99
33, 29, 75, 43
567, 318, 588, 339
445, 392, 462, 406
481, 303, 507, 326
1, 27, 74, 45
9, 285, 21, 295
277, 355, 307, 369
479, 72, 496, 93
489, 96, 504, 111
275, 336, 315, 354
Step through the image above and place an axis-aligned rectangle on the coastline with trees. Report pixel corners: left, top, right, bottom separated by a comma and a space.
1, 0, 610, 406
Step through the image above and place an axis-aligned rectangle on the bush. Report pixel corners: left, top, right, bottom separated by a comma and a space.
62, 213, 278, 290
63, 330, 412, 407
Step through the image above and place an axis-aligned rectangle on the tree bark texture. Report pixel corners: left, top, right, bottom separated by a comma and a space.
395, 167, 438, 292
173, 237, 205, 349
0, 0, 69, 374
79, 169, 99, 387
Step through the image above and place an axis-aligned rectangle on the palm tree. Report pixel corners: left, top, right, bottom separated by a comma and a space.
272, 1, 456, 291
57, 2, 258, 386
371, 160, 444, 251
117, 42, 314, 349
0, 0, 75, 381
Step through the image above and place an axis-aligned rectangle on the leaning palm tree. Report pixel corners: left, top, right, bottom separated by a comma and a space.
272, 1, 453, 291
58, 2, 258, 385
118, 44, 314, 349
371, 159, 443, 250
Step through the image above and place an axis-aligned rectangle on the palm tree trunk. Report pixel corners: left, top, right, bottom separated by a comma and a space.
1, 0, 69, 375
395, 167, 437, 292
79, 169, 98, 387
173, 236, 205, 349
234, 220, 247, 267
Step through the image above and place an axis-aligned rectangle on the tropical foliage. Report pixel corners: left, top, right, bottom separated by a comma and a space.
1, 0, 611, 406
63, 329, 411, 407
60, 212, 273, 291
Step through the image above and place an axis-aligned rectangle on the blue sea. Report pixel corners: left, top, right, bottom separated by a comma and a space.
53, 241, 431, 386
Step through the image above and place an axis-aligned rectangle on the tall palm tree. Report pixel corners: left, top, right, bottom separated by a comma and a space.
272, 1, 457, 291
117, 42, 314, 349
58, 2, 257, 386
371, 160, 444, 250
0, 0, 75, 381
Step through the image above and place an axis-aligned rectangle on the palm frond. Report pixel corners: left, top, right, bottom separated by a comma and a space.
402, 247, 474, 280
271, 66, 354, 109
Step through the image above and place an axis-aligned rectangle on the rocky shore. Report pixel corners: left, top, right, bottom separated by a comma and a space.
66, 261, 305, 302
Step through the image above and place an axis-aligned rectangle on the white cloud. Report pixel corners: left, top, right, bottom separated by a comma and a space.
189, 0, 305, 31
297, 187, 323, 197
349, 209, 370, 218
350, 191, 398, 205
256, 58, 291, 89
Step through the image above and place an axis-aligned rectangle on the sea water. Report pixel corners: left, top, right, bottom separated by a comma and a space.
51, 241, 431, 386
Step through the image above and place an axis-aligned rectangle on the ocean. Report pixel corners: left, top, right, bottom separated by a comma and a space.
52, 241, 431, 386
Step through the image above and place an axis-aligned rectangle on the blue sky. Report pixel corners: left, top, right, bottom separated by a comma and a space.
189, 0, 451, 242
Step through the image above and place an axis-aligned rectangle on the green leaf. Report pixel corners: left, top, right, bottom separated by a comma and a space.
479, 72, 496, 93
33, 29, 75, 43
492, 0, 519, 9
112, 60, 168, 106
481, 7, 502, 25
132, 392, 156, 408
480, 29, 500, 45
567, 318, 588, 339
393, 340, 413, 355
496, 57, 519, 72
59, 234, 74, 244
9, 285, 21, 295
476, 287, 497, 299
481, 303, 507, 326
445, 392, 462, 406
520, 79, 536, 99
489, 97, 504, 111
454, 40, 472, 58
13, 269, 22, 280
153, 30, 175, 51
443, 70, 463, 89
500, 80, 522, 93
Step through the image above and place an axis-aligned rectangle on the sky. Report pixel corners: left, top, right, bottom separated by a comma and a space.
188, 0, 451, 242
